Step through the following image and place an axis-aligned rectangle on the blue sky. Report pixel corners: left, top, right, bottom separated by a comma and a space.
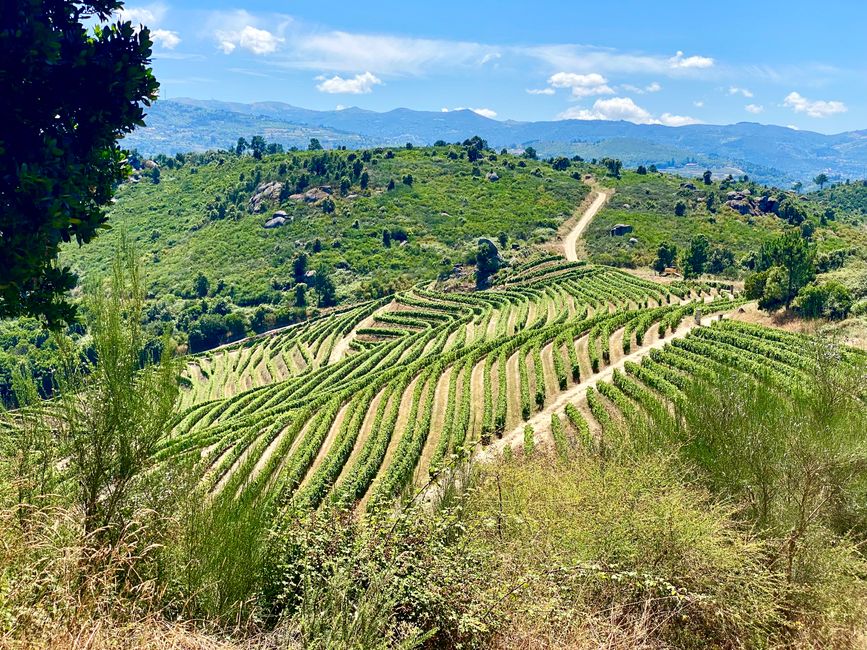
124, 0, 866, 133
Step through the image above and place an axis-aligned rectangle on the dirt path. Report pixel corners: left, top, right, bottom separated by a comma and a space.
564, 187, 611, 262
417, 367, 453, 477
329, 311, 379, 365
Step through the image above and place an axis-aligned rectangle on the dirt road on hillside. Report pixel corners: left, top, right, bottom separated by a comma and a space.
564, 187, 612, 262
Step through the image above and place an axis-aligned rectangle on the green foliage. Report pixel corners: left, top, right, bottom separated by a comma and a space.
57, 244, 180, 538
62, 146, 587, 313
0, 0, 159, 324
747, 229, 816, 310
681, 235, 709, 279
523, 424, 535, 456
795, 281, 853, 319
652, 240, 677, 273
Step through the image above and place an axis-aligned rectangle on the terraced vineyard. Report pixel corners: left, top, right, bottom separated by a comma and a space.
159, 256, 764, 514
552, 319, 867, 458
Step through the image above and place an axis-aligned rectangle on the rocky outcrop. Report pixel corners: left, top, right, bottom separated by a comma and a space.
249, 181, 284, 213
724, 190, 780, 217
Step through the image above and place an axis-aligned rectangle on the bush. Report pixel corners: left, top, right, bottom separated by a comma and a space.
795, 281, 853, 319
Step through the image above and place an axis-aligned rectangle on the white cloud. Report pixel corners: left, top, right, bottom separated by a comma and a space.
783, 91, 847, 118
559, 97, 655, 123
558, 97, 700, 126
289, 30, 494, 75
316, 71, 382, 94
118, 4, 166, 25
525, 44, 715, 78
659, 113, 701, 126
728, 86, 753, 98
217, 25, 283, 55
620, 81, 662, 95
471, 107, 497, 118
151, 28, 180, 49
526, 87, 556, 95
669, 50, 714, 69
548, 72, 614, 97
693, 100, 705, 107
745, 103, 764, 114
442, 107, 498, 119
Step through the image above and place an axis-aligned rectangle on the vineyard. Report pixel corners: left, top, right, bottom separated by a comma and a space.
155, 256, 801, 515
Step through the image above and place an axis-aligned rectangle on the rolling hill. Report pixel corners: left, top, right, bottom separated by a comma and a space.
123, 98, 867, 187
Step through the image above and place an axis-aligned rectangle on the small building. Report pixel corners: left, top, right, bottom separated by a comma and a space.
609, 223, 633, 237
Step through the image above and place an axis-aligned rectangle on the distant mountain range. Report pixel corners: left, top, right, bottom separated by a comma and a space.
125, 98, 867, 187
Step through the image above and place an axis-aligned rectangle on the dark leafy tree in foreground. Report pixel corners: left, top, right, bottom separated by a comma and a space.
0, 0, 159, 325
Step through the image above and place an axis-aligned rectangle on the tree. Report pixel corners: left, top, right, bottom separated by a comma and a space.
702, 170, 713, 185
636, 165, 647, 175
293, 283, 308, 308
387, 179, 395, 191
474, 239, 501, 289
674, 201, 687, 217
382, 229, 392, 248
402, 174, 414, 186
0, 0, 159, 325
523, 146, 538, 160
313, 270, 337, 307
813, 173, 829, 190
652, 241, 678, 274
795, 281, 852, 320
58, 244, 178, 540
793, 181, 803, 194
600, 158, 622, 179
235, 137, 247, 155
308, 138, 323, 151
292, 253, 309, 284
360, 171, 369, 190
150, 165, 161, 184
707, 247, 735, 274
681, 235, 709, 279
249, 135, 266, 160
748, 230, 816, 310
194, 272, 210, 298
551, 157, 571, 171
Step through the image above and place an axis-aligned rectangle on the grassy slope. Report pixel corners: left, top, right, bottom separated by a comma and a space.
63, 149, 588, 304
585, 170, 867, 270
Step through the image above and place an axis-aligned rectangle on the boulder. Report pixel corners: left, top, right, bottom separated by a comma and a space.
249, 181, 284, 213
486, 172, 499, 182
757, 195, 779, 213
726, 199, 752, 215
264, 216, 286, 228
288, 193, 305, 201
681, 182, 697, 190
304, 188, 330, 203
